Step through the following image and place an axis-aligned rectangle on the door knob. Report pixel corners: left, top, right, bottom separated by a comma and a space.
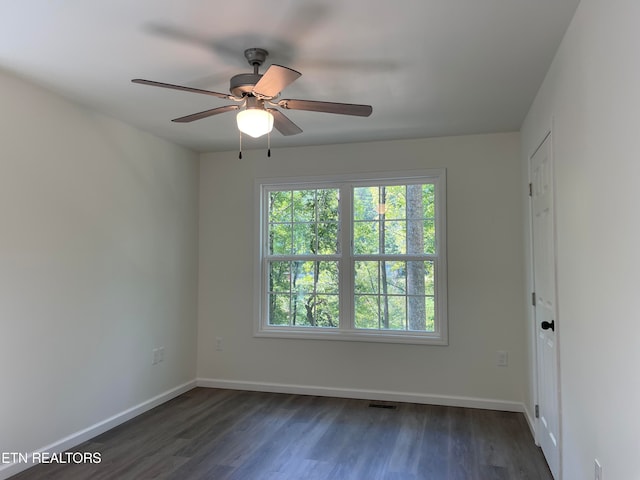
541, 320, 555, 331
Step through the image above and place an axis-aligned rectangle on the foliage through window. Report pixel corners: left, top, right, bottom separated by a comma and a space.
268, 188, 340, 328
257, 171, 447, 345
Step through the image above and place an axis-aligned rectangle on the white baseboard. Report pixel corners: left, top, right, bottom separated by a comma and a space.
523, 404, 539, 443
196, 378, 525, 413
0, 380, 196, 480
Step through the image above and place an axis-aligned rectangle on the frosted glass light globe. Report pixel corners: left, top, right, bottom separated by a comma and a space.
236, 109, 274, 138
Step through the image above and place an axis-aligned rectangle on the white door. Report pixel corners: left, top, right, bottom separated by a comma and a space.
530, 133, 561, 479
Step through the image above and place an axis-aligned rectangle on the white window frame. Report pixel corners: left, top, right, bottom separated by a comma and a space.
254, 169, 447, 345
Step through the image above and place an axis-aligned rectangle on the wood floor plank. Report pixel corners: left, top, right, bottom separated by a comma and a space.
471, 408, 510, 471
10, 388, 553, 480
388, 402, 427, 476
449, 407, 479, 480
416, 405, 451, 478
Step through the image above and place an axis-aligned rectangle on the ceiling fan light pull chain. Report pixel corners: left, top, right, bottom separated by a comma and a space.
239, 131, 243, 160
267, 130, 271, 158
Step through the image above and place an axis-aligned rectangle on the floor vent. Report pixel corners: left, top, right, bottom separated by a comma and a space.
368, 403, 398, 410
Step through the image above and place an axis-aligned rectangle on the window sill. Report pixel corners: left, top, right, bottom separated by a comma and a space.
254, 326, 448, 346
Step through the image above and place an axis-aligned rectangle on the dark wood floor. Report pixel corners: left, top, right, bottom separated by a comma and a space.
11, 388, 552, 480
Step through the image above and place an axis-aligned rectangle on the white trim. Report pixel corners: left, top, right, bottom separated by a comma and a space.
0, 380, 196, 480
253, 327, 448, 345
196, 378, 524, 413
254, 168, 448, 345
254, 169, 448, 187
526, 125, 553, 447
523, 403, 537, 439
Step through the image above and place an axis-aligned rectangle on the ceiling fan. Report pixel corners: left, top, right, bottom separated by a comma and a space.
132, 47, 373, 141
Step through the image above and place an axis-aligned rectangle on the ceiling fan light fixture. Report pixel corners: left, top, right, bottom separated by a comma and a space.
132, 47, 372, 145
236, 108, 274, 138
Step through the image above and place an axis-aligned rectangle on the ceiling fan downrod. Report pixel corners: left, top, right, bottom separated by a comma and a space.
243, 47, 268, 75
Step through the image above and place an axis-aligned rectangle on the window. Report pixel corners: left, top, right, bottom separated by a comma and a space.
255, 170, 447, 345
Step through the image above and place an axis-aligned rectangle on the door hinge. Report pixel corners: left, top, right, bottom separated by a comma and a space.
529, 183, 533, 196
532, 292, 536, 306
535, 404, 540, 418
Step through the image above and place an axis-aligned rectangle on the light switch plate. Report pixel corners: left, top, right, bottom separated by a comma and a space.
497, 351, 508, 367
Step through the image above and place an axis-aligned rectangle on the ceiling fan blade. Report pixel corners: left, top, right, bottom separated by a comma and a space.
172, 105, 239, 123
268, 109, 303, 136
278, 99, 372, 117
132, 79, 232, 100
252, 65, 301, 98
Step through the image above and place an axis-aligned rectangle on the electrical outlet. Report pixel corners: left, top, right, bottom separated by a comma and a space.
594, 459, 602, 480
215, 337, 223, 351
497, 351, 508, 367
152, 347, 165, 365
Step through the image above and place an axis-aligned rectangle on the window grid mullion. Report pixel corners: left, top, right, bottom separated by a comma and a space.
377, 260, 382, 330
289, 190, 294, 256
353, 254, 436, 262
340, 184, 353, 331
312, 188, 318, 323
288, 260, 293, 327
405, 286, 409, 331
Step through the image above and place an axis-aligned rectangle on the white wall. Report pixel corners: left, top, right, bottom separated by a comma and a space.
0, 70, 199, 468
198, 133, 526, 407
521, 0, 640, 478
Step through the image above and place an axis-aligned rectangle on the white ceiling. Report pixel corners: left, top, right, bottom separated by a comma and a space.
0, 0, 580, 153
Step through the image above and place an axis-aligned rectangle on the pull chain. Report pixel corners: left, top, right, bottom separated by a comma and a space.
267, 130, 271, 158
238, 130, 273, 159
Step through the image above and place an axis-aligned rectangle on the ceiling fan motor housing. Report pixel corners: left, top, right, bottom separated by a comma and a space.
229, 48, 270, 97
230, 73, 263, 97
